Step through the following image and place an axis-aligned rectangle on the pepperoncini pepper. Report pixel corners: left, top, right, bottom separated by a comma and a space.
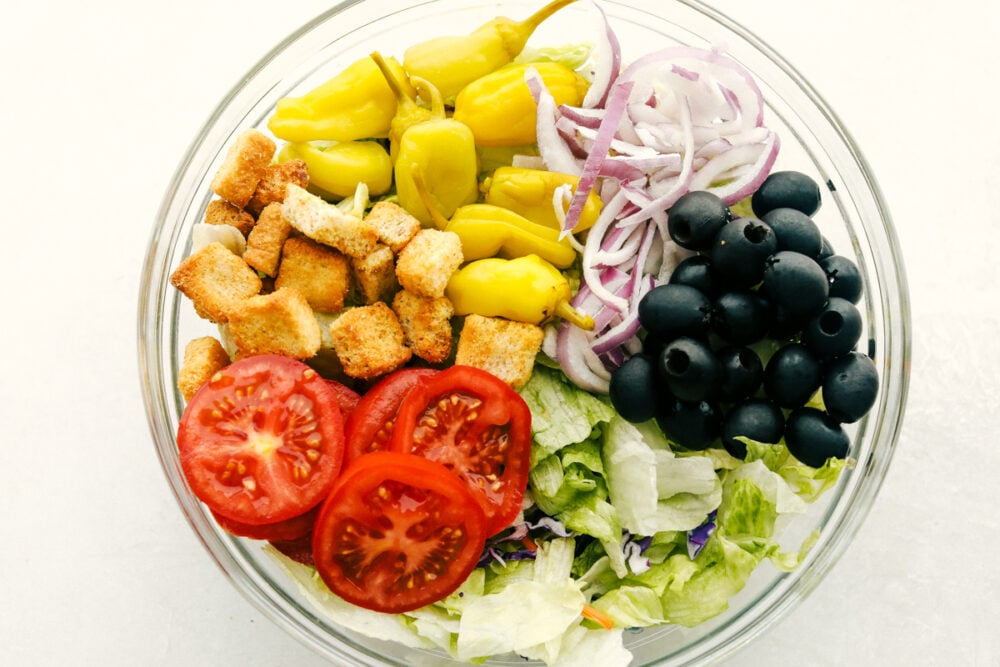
448, 205, 578, 268
277, 141, 393, 198
267, 56, 414, 143
482, 166, 603, 232
370, 52, 479, 226
453, 62, 590, 147
403, 0, 579, 102
447, 255, 593, 329
413, 170, 577, 267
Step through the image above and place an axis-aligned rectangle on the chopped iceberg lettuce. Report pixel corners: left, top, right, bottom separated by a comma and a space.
604, 415, 722, 535
518, 365, 615, 457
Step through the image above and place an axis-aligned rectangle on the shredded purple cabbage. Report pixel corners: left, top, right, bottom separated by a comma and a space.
622, 533, 653, 574
687, 510, 717, 559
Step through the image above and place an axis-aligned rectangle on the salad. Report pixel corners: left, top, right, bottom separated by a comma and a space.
167, 0, 880, 664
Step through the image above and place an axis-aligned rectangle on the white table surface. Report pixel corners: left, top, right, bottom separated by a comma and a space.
3, 0, 997, 665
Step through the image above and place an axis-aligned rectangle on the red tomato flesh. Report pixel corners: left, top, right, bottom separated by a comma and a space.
389, 365, 532, 536
343, 367, 437, 464
177, 354, 346, 526
211, 503, 319, 542
325, 378, 361, 418
312, 452, 486, 613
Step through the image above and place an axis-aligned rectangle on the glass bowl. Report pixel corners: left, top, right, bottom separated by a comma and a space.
138, 0, 910, 664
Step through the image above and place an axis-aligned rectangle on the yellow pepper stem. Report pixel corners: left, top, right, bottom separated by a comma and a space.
411, 168, 451, 230
500, 0, 581, 55
554, 300, 595, 331
370, 51, 410, 106
370, 51, 440, 147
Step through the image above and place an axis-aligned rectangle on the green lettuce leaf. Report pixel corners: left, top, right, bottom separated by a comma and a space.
456, 539, 585, 662
519, 365, 615, 457
603, 416, 722, 535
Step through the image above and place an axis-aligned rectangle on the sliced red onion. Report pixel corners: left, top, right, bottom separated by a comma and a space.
537, 43, 781, 393
614, 97, 696, 227
582, 0, 622, 109
705, 130, 780, 204
556, 320, 611, 393
527, 67, 583, 175
561, 80, 634, 237
580, 191, 632, 312
558, 103, 605, 129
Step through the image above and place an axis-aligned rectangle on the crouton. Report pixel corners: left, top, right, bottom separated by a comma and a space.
275, 237, 351, 313
327, 303, 411, 379
395, 228, 463, 298
364, 201, 421, 252
352, 244, 398, 305
454, 314, 544, 388
210, 129, 276, 208
247, 159, 309, 217
178, 336, 231, 402
204, 198, 255, 237
282, 183, 377, 259
243, 202, 292, 277
392, 290, 454, 364
170, 242, 262, 323
227, 287, 322, 359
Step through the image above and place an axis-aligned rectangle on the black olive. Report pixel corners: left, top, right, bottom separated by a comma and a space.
655, 397, 722, 451
667, 191, 731, 251
658, 337, 722, 402
820, 254, 864, 304
716, 345, 764, 402
721, 399, 785, 459
763, 343, 822, 408
710, 217, 778, 289
761, 251, 830, 320
784, 407, 849, 467
822, 352, 879, 423
751, 170, 822, 217
609, 354, 659, 423
760, 207, 823, 258
637, 284, 712, 341
802, 297, 863, 359
711, 290, 771, 345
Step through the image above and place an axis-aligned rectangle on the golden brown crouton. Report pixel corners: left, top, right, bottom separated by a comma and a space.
327, 303, 412, 379
454, 314, 544, 388
282, 184, 378, 258
275, 237, 351, 313
227, 287, 322, 359
210, 129, 276, 208
395, 229, 463, 298
392, 290, 455, 364
364, 201, 421, 252
178, 336, 231, 402
246, 159, 309, 217
242, 203, 292, 277
204, 198, 256, 237
352, 244, 398, 305
170, 242, 262, 323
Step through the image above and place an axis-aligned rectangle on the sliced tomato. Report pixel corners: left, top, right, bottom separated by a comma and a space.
325, 378, 361, 418
211, 503, 319, 541
343, 367, 437, 463
389, 365, 532, 536
312, 452, 486, 613
270, 532, 315, 567
177, 354, 345, 525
